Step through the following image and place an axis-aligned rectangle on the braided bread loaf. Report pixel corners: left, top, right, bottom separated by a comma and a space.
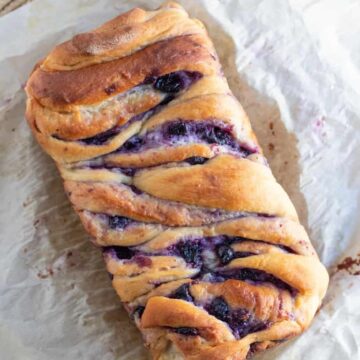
25, 2, 329, 359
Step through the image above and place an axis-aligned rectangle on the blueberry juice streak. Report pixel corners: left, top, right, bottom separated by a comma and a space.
118, 119, 257, 157
80, 71, 202, 145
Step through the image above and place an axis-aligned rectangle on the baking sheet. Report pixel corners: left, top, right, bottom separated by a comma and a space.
0, 0, 360, 359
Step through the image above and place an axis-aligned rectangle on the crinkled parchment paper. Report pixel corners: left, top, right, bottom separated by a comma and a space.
0, 0, 360, 359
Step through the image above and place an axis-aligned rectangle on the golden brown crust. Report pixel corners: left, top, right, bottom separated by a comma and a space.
27, 34, 218, 109
24, 2, 328, 360
133, 155, 298, 220
42, 2, 204, 71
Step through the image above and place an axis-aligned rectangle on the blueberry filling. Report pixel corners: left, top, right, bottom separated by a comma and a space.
122, 135, 144, 151
170, 284, 194, 302
128, 184, 143, 195
216, 245, 235, 265
217, 268, 297, 295
206, 297, 268, 339
199, 126, 234, 146
77, 71, 202, 146
167, 122, 188, 136
153, 71, 202, 93
217, 244, 255, 265
105, 246, 152, 267
82, 126, 121, 145
108, 215, 133, 229
234, 251, 256, 258
159, 94, 175, 105
207, 297, 230, 322
172, 327, 199, 336
174, 240, 202, 266
108, 246, 135, 260
118, 168, 137, 176
117, 119, 256, 156
229, 309, 268, 339
185, 156, 209, 165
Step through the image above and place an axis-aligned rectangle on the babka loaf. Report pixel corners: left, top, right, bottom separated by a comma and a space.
25, 2, 329, 359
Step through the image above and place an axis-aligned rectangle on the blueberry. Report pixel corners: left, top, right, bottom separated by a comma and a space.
185, 157, 208, 165
173, 327, 199, 336
216, 245, 235, 265
154, 73, 185, 93
201, 126, 233, 146
122, 136, 143, 151
208, 297, 230, 322
104, 84, 116, 95
170, 284, 193, 302
230, 309, 267, 339
108, 216, 132, 229
167, 122, 188, 136
214, 127, 233, 145
110, 246, 133, 260
176, 241, 201, 266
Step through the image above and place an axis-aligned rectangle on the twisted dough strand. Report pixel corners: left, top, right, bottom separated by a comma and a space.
25, 2, 328, 359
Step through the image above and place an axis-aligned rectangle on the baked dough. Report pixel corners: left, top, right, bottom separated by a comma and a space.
25, 2, 329, 359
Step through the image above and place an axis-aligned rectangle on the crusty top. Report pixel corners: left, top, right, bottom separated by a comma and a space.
25, 2, 329, 360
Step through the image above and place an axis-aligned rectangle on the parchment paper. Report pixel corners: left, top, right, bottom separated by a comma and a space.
0, 0, 359, 359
